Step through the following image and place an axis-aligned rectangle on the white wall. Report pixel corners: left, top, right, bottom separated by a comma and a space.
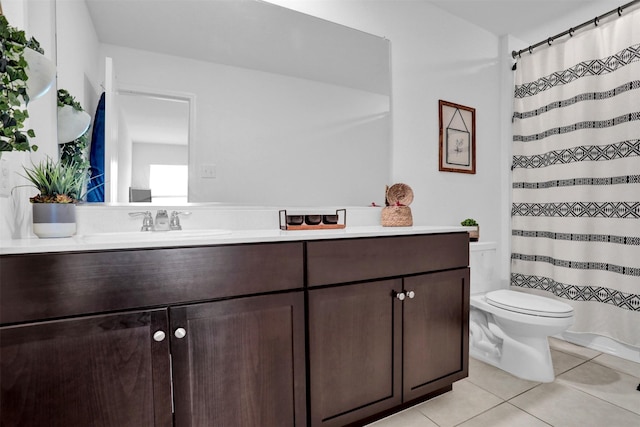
55, 0, 101, 118
117, 108, 132, 201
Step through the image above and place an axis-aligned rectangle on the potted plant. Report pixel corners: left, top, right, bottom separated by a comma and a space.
57, 89, 91, 143
461, 218, 479, 241
20, 157, 90, 238
0, 15, 56, 153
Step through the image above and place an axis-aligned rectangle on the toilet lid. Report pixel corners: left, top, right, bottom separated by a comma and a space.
486, 290, 574, 318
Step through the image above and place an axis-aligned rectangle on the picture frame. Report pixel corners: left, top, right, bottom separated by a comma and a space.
438, 100, 476, 174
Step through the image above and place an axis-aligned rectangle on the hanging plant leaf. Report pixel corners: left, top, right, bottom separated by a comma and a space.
0, 15, 41, 152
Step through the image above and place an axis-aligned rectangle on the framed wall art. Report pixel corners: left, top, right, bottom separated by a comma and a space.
438, 100, 476, 174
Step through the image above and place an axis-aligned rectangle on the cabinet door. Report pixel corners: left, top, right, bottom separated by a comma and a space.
403, 268, 470, 401
0, 309, 172, 427
308, 279, 403, 427
170, 292, 306, 427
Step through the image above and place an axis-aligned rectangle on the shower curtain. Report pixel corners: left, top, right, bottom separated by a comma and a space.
511, 8, 640, 347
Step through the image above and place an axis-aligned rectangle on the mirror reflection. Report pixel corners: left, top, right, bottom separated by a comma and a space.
56, 0, 392, 206
118, 90, 190, 204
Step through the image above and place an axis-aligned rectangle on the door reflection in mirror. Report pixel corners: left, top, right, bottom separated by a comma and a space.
117, 90, 191, 203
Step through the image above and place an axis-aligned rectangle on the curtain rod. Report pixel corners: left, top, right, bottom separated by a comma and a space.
511, 0, 640, 59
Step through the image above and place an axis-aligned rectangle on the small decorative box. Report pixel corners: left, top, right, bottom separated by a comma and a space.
279, 209, 346, 230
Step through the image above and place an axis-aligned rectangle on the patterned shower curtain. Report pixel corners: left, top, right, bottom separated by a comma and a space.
511, 8, 640, 347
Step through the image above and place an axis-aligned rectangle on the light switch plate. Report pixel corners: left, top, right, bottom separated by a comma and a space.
200, 164, 216, 179
0, 157, 13, 197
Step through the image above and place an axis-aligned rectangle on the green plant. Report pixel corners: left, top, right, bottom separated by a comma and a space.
60, 132, 89, 168
57, 89, 90, 168
57, 88, 83, 111
0, 15, 43, 152
21, 157, 90, 203
460, 218, 478, 226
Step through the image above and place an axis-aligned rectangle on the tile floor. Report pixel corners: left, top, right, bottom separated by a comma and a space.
368, 338, 640, 427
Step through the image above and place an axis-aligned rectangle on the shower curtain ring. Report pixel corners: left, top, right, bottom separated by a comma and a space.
594, 16, 599, 26
528, 46, 533, 54
569, 28, 574, 37
617, 7, 622, 16
547, 37, 553, 46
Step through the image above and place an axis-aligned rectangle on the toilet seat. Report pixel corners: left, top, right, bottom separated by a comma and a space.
486, 290, 573, 318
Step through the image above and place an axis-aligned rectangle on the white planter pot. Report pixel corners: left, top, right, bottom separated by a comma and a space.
32, 203, 77, 238
23, 48, 56, 101
57, 105, 91, 143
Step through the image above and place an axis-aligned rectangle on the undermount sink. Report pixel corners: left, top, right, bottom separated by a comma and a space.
80, 229, 232, 243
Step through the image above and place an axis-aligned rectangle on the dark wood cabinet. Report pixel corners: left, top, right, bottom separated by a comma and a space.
0, 309, 172, 427
1, 232, 468, 427
403, 269, 470, 402
171, 292, 306, 427
308, 279, 403, 427
0, 242, 304, 427
307, 233, 470, 427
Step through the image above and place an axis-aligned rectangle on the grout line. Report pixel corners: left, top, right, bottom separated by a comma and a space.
557, 381, 640, 419
449, 401, 509, 427
555, 362, 640, 417
553, 357, 592, 376
589, 354, 640, 377
504, 402, 554, 426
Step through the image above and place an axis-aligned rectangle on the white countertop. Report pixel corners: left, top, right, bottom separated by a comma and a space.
0, 225, 470, 255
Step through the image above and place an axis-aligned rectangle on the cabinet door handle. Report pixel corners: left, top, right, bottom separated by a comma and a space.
394, 291, 406, 301
406, 290, 415, 299
153, 330, 166, 342
174, 327, 187, 339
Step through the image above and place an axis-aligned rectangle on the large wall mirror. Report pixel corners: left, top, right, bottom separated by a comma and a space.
56, 0, 392, 206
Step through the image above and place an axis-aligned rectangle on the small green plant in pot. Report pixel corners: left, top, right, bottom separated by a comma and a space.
21, 157, 90, 238
460, 218, 479, 241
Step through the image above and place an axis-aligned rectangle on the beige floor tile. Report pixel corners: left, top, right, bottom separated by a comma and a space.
551, 348, 588, 376
467, 357, 539, 400
591, 353, 640, 378
457, 402, 551, 427
414, 380, 502, 427
549, 337, 601, 360
510, 382, 640, 426
556, 361, 640, 415
366, 408, 438, 427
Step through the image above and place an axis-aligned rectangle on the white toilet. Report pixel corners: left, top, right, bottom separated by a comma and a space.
469, 242, 574, 382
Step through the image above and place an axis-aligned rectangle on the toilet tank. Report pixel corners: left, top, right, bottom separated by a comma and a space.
469, 242, 499, 294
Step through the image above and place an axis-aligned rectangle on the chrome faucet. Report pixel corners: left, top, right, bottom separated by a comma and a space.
170, 211, 191, 230
154, 210, 170, 231
130, 210, 191, 231
129, 211, 154, 231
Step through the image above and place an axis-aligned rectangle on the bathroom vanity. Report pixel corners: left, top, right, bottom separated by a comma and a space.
0, 227, 469, 427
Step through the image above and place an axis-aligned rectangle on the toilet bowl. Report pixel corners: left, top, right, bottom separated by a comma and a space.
469, 243, 574, 382
470, 290, 574, 382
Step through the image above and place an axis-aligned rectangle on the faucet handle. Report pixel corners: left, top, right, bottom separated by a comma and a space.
129, 211, 154, 231
170, 211, 191, 230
